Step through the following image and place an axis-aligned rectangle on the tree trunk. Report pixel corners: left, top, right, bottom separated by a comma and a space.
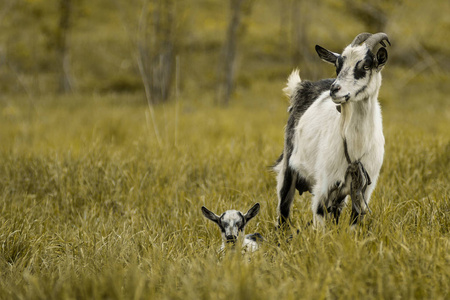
290, 0, 316, 77
56, 0, 73, 93
217, 0, 245, 105
138, 0, 175, 104
344, 0, 388, 32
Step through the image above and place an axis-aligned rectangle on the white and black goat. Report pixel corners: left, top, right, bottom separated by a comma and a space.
274, 32, 390, 227
201, 203, 263, 252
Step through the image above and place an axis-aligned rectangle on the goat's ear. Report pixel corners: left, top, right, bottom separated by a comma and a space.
201, 206, 220, 224
315, 45, 339, 65
376, 47, 388, 71
244, 203, 260, 223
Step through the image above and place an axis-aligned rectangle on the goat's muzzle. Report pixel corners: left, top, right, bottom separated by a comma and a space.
226, 235, 237, 244
330, 83, 341, 97
330, 83, 350, 104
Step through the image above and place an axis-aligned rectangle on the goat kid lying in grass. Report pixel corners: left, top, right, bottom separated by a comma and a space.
201, 203, 263, 252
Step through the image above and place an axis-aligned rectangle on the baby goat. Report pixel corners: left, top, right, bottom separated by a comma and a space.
201, 203, 263, 252
274, 33, 390, 227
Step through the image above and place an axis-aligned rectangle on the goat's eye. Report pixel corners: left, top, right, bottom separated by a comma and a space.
363, 59, 372, 70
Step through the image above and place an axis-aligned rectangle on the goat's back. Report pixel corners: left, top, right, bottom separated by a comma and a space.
284, 78, 334, 162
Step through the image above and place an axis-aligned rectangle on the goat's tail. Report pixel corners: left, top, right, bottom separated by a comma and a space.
283, 69, 301, 98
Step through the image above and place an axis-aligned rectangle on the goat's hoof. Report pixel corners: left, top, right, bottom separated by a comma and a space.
283, 228, 301, 244
277, 219, 291, 231
285, 234, 294, 243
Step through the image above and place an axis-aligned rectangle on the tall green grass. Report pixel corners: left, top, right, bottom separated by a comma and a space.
0, 76, 449, 299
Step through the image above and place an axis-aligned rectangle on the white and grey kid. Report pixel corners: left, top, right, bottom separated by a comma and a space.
202, 203, 263, 252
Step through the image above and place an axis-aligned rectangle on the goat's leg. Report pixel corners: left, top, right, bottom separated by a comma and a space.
350, 183, 364, 226
312, 193, 329, 228
314, 197, 347, 227
326, 180, 348, 225
350, 204, 360, 226
350, 206, 366, 226
330, 195, 347, 225
349, 161, 370, 226
350, 186, 373, 226
313, 180, 348, 227
350, 185, 372, 226
277, 165, 298, 228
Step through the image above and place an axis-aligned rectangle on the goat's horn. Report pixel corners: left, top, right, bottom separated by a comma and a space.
364, 32, 391, 50
351, 32, 372, 47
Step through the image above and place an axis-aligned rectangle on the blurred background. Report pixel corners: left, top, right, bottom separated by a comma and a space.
0, 0, 449, 107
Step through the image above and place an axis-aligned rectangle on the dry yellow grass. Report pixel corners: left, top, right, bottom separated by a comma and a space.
0, 75, 448, 299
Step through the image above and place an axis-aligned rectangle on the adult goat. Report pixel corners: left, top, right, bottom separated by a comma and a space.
274, 32, 390, 227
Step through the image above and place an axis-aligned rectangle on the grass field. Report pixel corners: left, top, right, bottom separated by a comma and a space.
0, 70, 449, 299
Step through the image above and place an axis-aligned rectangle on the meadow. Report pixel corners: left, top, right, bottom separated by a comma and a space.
0, 72, 449, 299
1, 0, 449, 299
